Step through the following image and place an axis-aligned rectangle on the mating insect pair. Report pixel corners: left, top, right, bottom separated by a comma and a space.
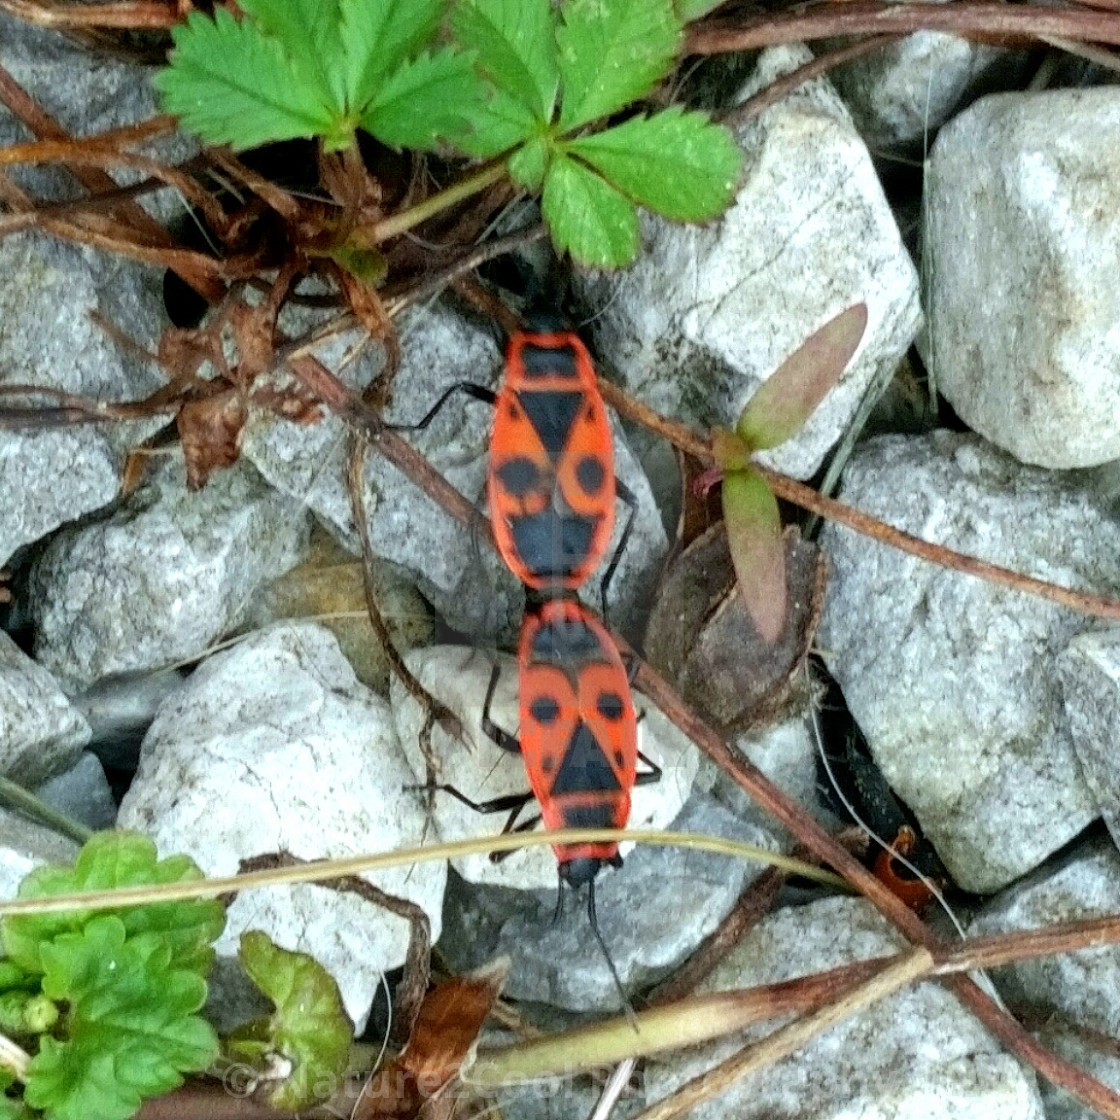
402, 318, 651, 1005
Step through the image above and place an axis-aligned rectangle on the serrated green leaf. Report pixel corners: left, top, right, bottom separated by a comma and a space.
450, 88, 539, 158
26, 918, 217, 1120
235, 931, 352, 1111
508, 135, 550, 190
362, 49, 487, 151
723, 469, 787, 644
737, 304, 869, 450
542, 154, 639, 267
340, 0, 444, 113
451, 0, 558, 121
236, 0, 345, 107
565, 107, 741, 221
2, 831, 225, 977
675, 0, 728, 19
154, 8, 339, 150
557, 0, 682, 132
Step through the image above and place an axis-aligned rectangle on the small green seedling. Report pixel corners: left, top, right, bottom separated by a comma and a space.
0, 832, 224, 1120
712, 304, 869, 643
155, 0, 743, 267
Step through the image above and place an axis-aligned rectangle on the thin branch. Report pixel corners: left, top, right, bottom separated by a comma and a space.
0, 0, 178, 29
688, 2, 1120, 53
595, 381, 1120, 623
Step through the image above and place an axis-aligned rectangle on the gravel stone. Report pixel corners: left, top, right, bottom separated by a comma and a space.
29, 458, 311, 690
576, 44, 922, 480
969, 835, 1120, 1039
1059, 628, 1120, 851
0, 807, 80, 901
818, 431, 1118, 892
34, 752, 117, 832
925, 88, 1120, 467
646, 896, 1045, 1120
117, 622, 446, 1032
0, 630, 90, 785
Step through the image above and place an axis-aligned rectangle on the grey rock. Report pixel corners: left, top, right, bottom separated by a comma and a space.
392, 645, 700, 890
970, 836, 1120, 1039
437, 793, 782, 1011
925, 88, 1120, 467
244, 301, 666, 641
830, 33, 1027, 153
576, 44, 922, 481
1059, 629, 1120, 851
0, 232, 168, 569
819, 431, 1117, 892
482, 1076, 646, 1120
72, 667, 187, 770
0, 807, 81, 900
117, 622, 446, 1032
0, 630, 90, 785
34, 752, 117, 832
30, 458, 311, 690
646, 896, 1045, 1120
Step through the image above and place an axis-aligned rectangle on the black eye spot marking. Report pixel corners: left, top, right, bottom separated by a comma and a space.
614, 750, 625, 767
576, 455, 606, 496
542, 757, 554, 773
530, 696, 561, 725
498, 457, 543, 497
597, 691, 625, 721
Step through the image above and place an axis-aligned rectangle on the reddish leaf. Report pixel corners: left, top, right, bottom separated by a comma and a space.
722, 468, 786, 644
177, 391, 247, 490
737, 303, 868, 451
353, 960, 507, 1120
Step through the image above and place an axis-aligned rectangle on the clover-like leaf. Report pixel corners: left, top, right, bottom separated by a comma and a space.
154, 8, 339, 150
556, 0, 682, 131
565, 107, 741, 221
232, 931, 352, 1111
2, 831, 225, 977
723, 468, 787, 644
542, 154, 639, 267
26, 918, 217, 1120
737, 303, 869, 451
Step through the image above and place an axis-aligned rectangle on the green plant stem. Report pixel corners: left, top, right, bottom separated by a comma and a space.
0, 776, 93, 845
369, 161, 508, 243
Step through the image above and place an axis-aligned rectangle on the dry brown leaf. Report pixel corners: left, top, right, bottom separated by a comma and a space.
177, 390, 247, 490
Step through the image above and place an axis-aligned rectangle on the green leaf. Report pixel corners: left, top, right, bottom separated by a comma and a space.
508, 135, 550, 190
2, 831, 225, 977
340, 0, 444, 113
565, 107, 741, 221
722, 468, 787, 644
451, 0, 559, 121
450, 88, 539, 158
154, 8, 339, 150
675, 0, 728, 19
361, 49, 486, 151
542, 154, 639, 267
236, 0, 345, 107
26, 918, 218, 1120
556, 0, 682, 132
234, 932, 352, 1111
737, 304, 869, 450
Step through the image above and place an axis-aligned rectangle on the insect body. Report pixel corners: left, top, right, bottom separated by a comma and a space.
515, 596, 638, 886
490, 325, 618, 595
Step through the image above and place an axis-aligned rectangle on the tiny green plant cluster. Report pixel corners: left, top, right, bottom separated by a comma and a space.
0, 833, 353, 1120
155, 0, 742, 267
0, 833, 224, 1120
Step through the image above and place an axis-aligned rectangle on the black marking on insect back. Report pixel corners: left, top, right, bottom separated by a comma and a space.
550, 724, 622, 796
518, 391, 583, 463
520, 343, 579, 379
529, 695, 561, 725
497, 457, 543, 498
597, 692, 625, 721
510, 513, 598, 581
576, 455, 606, 496
559, 802, 616, 830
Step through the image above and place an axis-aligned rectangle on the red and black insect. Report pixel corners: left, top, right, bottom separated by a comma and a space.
396, 317, 635, 607
430, 597, 659, 1006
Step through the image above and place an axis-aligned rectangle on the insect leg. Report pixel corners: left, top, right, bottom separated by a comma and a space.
386, 382, 496, 431
481, 663, 521, 754
598, 478, 638, 622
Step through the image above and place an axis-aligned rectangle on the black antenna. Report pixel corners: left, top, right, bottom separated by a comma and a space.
586, 879, 639, 1033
